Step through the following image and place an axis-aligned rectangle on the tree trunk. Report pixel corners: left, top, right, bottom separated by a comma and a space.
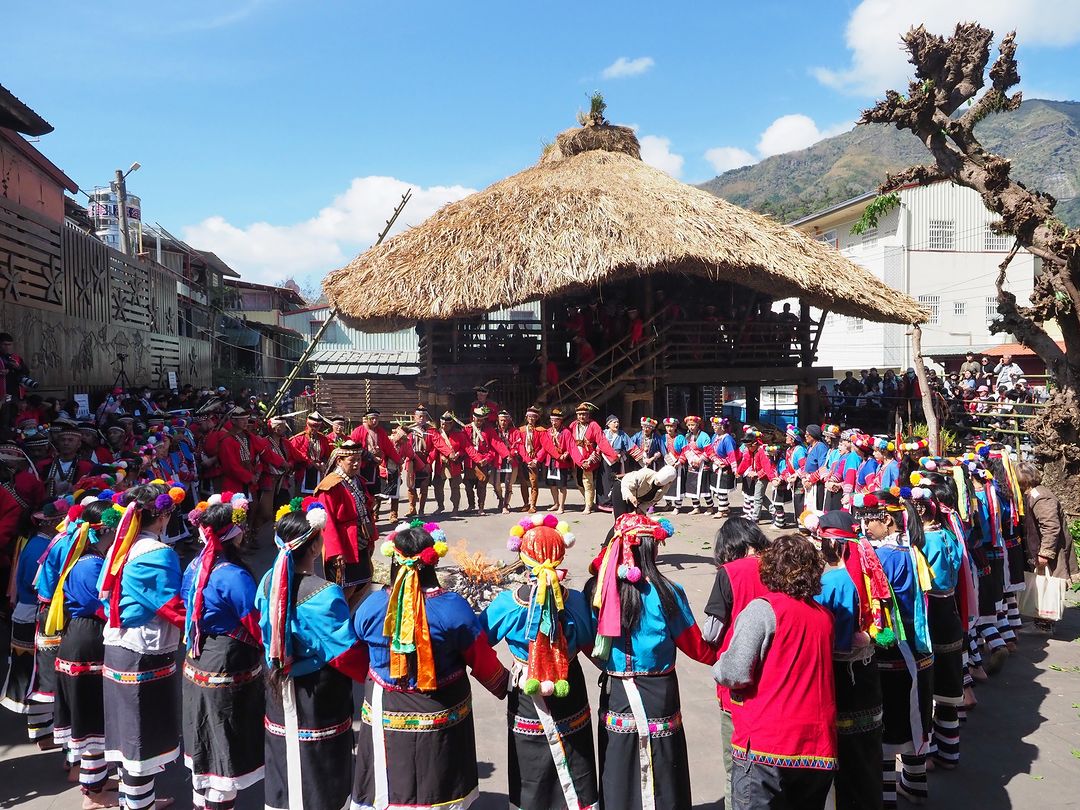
910, 326, 940, 456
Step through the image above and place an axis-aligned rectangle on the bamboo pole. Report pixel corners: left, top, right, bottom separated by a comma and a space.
911, 325, 940, 456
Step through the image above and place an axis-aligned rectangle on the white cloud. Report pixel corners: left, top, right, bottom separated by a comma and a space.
814, 0, 1080, 96
182, 176, 475, 286
704, 146, 757, 173
703, 114, 850, 176
601, 56, 655, 79
638, 135, 684, 178
757, 114, 850, 157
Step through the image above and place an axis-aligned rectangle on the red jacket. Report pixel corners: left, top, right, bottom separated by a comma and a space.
491, 426, 522, 465
217, 432, 284, 494
517, 425, 546, 464
288, 431, 330, 485
315, 473, 377, 564
12, 470, 44, 512
462, 424, 498, 467
567, 420, 618, 471
262, 433, 306, 489
736, 445, 776, 481
0, 486, 22, 557
539, 426, 573, 469
349, 424, 401, 465
429, 428, 466, 478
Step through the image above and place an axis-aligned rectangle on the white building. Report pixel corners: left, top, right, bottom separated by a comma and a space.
791, 182, 1037, 371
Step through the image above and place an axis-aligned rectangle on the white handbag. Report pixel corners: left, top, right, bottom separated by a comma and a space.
1019, 571, 1066, 622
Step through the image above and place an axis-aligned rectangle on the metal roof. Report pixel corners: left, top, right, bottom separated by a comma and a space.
0, 83, 53, 136
309, 349, 420, 377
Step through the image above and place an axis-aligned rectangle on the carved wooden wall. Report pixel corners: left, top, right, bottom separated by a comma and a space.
0, 198, 213, 397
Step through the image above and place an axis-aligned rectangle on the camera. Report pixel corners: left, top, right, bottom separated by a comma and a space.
20, 375, 39, 390
117, 353, 129, 362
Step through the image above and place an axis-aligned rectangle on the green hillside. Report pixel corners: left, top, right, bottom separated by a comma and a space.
699, 99, 1080, 225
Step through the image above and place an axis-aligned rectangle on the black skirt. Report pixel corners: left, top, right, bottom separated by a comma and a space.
264, 665, 354, 810
977, 554, 1005, 616
598, 671, 691, 810
876, 646, 934, 754
684, 465, 712, 502
928, 594, 965, 704
713, 467, 736, 491
833, 656, 883, 810
1005, 542, 1026, 593
32, 603, 60, 702
0, 618, 37, 713
378, 468, 401, 501
183, 634, 265, 794
506, 659, 597, 810
103, 645, 181, 774
54, 616, 106, 754
353, 674, 479, 809
823, 487, 844, 512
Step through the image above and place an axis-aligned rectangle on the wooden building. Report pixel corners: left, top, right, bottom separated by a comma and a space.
0, 84, 214, 399
323, 114, 928, 425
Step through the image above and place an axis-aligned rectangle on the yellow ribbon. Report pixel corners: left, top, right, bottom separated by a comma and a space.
382, 558, 436, 690
45, 523, 91, 636
522, 554, 565, 613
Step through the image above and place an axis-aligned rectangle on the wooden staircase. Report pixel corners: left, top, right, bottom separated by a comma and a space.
539, 311, 672, 413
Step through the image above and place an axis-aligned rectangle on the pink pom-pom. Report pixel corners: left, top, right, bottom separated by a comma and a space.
518, 517, 534, 530
626, 566, 642, 583
542, 513, 559, 528
423, 522, 439, 532
507, 537, 522, 552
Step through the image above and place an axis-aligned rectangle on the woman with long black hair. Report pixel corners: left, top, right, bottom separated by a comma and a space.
50, 498, 121, 808
351, 521, 509, 809
588, 512, 716, 809
256, 501, 368, 810
181, 496, 264, 810
97, 482, 188, 810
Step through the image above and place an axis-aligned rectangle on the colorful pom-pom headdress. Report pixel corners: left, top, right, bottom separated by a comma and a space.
379, 519, 449, 690
44, 500, 116, 636
590, 512, 675, 660
507, 514, 575, 697
185, 493, 250, 656
266, 496, 328, 674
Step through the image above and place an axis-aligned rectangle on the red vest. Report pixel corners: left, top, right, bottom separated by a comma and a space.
716, 556, 768, 709
730, 592, 837, 770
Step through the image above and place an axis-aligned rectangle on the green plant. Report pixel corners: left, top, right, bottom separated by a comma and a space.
576, 91, 607, 127
910, 422, 959, 454
851, 192, 901, 235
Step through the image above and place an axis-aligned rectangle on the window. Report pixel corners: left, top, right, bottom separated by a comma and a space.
309, 320, 322, 338
849, 316, 864, 332
860, 225, 878, 245
986, 296, 998, 322
815, 229, 838, 247
954, 301, 966, 317
918, 294, 941, 325
984, 224, 1011, 252
928, 219, 955, 250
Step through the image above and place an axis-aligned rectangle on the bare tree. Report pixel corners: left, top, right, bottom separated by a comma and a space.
860, 22, 1080, 512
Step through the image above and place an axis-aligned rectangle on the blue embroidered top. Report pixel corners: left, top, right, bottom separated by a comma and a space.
875, 540, 931, 654
480, 585, 596, 662
604, 429, 633, 454
711, 432, 738, 459
64, 553, 106, 619
34, 531, 70, 605
255, 572, 360, 678
353, 588, 492, 691
878, 459, 899, 490
97, 538, 182, 629
815, 567, 859, 654
803, 442, 828, 476
13, 532, 50, 610
182, 559, 260, 646
855, 457, 879, 488
921, 528, 962, 594
630, 431, 664, 458
591, 580, 699, 675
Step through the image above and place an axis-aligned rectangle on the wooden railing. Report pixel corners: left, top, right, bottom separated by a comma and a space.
661, 318, 817, 368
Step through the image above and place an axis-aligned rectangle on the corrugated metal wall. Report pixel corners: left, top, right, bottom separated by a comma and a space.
281, 307, 419, 352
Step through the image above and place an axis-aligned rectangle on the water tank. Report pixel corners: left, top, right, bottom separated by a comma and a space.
87, 186, 142, 253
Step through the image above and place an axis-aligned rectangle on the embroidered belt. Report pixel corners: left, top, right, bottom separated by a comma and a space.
361, 697, 471, 732
264, 716, 352, 741
929, 589, 955, 598
836, 706, 883, 734
732, 744, 837, 771
932, 639, 965, 655
35, 634, 62, 649
104, 663, 177, 684
56, 658, 104, 676
601, 709, 682, 738
877, 655, 934, 672
513, 706, 591, 737
183, 661, 262, 687
10, 637, 34, 653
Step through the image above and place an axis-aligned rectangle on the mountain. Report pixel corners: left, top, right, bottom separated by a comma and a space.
699, 99, 1080, 226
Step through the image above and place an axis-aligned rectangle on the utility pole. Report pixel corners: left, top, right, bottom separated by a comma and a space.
114, 169, 130, 255
264, 189, 413, 419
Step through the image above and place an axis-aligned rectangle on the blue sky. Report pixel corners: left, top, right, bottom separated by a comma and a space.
9, 0, 1080, 287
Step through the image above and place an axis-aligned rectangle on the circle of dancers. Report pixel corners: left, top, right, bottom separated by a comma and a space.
3, 397, 1075, 810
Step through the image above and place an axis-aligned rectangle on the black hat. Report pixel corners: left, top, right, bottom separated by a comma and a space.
440, 411, 455, 421
817, 510, 858, 539
805, 424, 823, 441
473, 385, 489, 394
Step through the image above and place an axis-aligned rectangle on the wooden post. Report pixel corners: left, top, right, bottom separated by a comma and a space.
745, 383, 761, 423
799, 302, 812, 367
911, 325, 940, 456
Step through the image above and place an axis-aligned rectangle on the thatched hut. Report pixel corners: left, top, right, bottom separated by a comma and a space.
324, 113, 926, 423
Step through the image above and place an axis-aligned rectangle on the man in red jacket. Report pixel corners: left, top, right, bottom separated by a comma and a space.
36, 421, 93, 500
462, 407, 497, 514
429, 411, 465, 514
289, 411, 331, 494
349, 409, 400, 499
539, 407, 573, 514
217, 408, 285, 503
517, 405, 545, 514
491, 409, 522, 514
567, 402, 618, 514
315, 440, 377, 607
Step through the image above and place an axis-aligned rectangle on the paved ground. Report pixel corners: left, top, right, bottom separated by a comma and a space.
2, 490, 1079, 809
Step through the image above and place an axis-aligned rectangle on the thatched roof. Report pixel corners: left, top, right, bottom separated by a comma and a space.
324, 122, 927, 328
